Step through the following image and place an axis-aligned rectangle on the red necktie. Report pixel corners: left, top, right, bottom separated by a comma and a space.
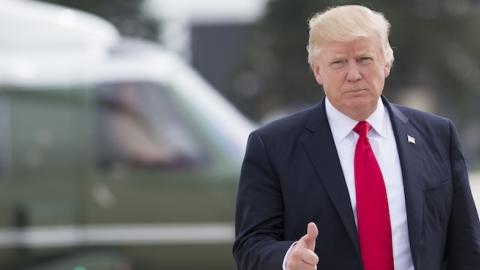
353, 121, 394, 270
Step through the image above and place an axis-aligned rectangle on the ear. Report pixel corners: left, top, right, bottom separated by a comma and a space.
310, 63, 323, 85
384, 64, 391, 78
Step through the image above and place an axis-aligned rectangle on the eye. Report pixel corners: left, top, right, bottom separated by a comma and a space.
330, 59, 345, 68
358, 56, 373, 65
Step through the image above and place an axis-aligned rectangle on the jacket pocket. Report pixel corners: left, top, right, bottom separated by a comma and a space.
424, 180, 452, 199
423, 180, 452, 231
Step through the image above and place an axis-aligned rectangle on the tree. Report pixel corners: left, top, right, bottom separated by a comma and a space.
229, 0, 329, 120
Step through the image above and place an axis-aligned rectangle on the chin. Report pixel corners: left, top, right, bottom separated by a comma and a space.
346, 99, 376, 118
348, 96, 373, 108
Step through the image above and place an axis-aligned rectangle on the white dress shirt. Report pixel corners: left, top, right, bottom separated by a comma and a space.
283, 98, 414, 270
325, 97, 414, 270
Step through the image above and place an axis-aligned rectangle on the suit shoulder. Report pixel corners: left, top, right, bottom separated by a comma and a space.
393, 103, 452, 127
254, 104, 319, 138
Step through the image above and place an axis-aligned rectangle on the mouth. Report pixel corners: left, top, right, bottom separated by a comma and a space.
346, 89, 367, 93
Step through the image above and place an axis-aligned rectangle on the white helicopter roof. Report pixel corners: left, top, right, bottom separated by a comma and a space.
0, 0, 122, 85
0, 0, 120, 54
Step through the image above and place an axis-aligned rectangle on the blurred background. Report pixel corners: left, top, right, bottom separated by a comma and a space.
0, 0, 479, 269
37, 0, 480, 167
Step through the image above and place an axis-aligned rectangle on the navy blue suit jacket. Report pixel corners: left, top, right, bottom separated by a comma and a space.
233, 97, 480, 269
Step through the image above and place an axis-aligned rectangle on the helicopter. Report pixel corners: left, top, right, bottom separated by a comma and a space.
0, 1, 254, 269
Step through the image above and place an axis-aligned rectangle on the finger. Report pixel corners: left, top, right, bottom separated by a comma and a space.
286, 248, 318, 270
306, 222, 318, 243
287, 260, 317, 270
301, 249, 319, 266
298, 222, 318, 250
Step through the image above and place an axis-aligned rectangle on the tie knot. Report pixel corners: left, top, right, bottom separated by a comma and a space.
353, 121, 371, 138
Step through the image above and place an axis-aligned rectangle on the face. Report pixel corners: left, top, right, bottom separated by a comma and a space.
310, 37, 391, 121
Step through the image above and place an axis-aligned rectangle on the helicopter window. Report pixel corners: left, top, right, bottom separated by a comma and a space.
95, 81, 207, 170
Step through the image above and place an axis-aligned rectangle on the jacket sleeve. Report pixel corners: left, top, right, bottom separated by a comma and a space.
232, 131, 294, 270
445, 120, 480, 269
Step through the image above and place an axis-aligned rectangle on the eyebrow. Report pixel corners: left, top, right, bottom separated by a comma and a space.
356, 50, 374, 55
331, 46, 374, 53
328, 51, 372, 59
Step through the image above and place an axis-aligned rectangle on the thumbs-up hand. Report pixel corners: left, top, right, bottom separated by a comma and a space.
285, 222, 319, 270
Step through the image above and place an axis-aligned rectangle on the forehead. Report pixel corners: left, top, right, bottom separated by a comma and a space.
321, 37, 381, 56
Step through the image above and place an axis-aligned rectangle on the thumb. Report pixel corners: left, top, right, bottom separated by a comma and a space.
297, 222, 318, 251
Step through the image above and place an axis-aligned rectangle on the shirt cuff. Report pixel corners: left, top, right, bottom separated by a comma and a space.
282, 241, 297, 270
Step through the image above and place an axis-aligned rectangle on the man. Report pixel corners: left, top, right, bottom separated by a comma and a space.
233, 5, 480, 270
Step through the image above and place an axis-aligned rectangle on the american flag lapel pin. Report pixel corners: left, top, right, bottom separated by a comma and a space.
407, 135, 416, 144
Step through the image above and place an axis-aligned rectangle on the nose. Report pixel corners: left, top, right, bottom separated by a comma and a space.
346, 62, 362, 82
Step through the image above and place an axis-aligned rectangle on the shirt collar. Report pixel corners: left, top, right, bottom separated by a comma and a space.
325, 97, 387, 142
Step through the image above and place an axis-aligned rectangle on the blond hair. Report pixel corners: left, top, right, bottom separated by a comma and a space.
307, 5, 394, 67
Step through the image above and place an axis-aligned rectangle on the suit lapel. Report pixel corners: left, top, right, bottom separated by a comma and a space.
302, 100, 361, 256
384, 98, 425, 268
